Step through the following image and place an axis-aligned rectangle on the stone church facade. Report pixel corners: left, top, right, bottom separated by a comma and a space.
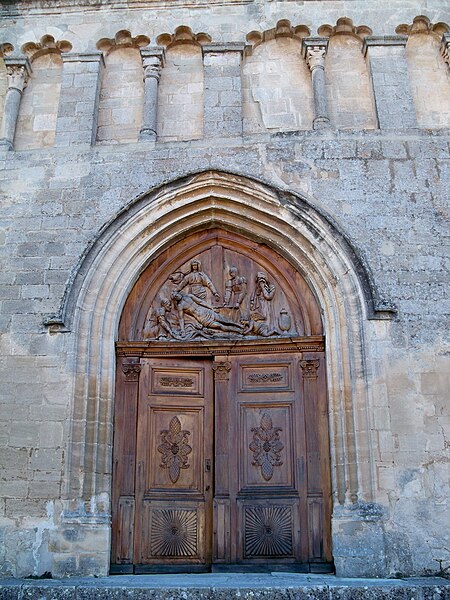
0, 0, 449, 580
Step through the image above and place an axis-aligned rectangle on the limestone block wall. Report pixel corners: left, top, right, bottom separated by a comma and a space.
96, 47, 145, 144
0, 0, 449, 581
14, 53, 62, 150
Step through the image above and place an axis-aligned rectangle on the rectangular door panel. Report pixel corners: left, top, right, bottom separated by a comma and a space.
146, 407, 204, 494
239, 402, 295, 492
135, 358, 213, 568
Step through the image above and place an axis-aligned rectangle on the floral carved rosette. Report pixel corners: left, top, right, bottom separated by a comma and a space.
249, 412, 284, 481
158, 416, 192, 483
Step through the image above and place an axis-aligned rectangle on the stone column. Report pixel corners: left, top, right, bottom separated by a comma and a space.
363, 36, 417, 129
139, 48, 165, 141
202, 43, 245, 137
441, 33, 450, 69
0, 58, 31, 150
55, 52, 104, 147
302, 38, 330, 130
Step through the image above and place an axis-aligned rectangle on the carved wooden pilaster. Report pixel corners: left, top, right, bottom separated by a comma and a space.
212, 360, 232, 563
0, 58, 32, 150
302, 38, 330, 130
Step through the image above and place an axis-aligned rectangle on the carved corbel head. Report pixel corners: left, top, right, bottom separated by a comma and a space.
156, 26, 211, 50
245, 20, 310, 56
96, 29, 150, 56
21, 34, 72, 62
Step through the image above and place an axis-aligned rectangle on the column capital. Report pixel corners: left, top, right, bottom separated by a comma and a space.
212, 361, 232, 381
362, 35, 408, 57
302, 38, 329, 70
140, 48, 165, 80
4, 57, 32, 92
441, 33, 450, 68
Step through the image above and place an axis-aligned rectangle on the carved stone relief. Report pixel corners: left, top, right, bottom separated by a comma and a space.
143, 251, 298, 341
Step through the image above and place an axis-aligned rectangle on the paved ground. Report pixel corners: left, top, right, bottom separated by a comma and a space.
0, 573, 449, 599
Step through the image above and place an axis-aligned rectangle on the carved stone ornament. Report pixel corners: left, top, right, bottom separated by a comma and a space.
212, 361, 232, 381
249, 412, 284, 481
6, 66, 29, 92
122, 363, 141, 382
158, 416, 192, 483
143, 254, 297, 342
306, 46, 326, 70
143, 55, 162, 80
300, 359, 320, 379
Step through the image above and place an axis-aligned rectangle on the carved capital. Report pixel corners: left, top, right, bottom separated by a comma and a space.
212, 361, 232, 381
143, 56, 162, 80
300, 359, 320, 380
306, 47, 326, 70
6, 65, 29, 92
122, 362, 141, 382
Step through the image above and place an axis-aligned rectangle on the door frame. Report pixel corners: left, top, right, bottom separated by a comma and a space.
111, 336, 332, 574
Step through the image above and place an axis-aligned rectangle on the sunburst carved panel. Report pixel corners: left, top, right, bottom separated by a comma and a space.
244, 505, 293, 557
150, 509, 198, 557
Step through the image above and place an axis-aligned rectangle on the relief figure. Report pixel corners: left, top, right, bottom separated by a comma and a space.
250, 271, 276, 322
171, 259, 220, 302
223, 266, 247, 309
172, 292, 244, 336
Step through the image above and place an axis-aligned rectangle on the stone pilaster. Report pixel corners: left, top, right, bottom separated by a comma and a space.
0, 57, 32, 151
55, 52, 104, 147
202, 43, 244, 138
302, 38, 331, 130
139, 47, 165, 141
363, 36, 417, 129
441, 33, 450, 69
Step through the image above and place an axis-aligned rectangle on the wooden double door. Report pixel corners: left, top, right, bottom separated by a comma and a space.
111, 349, 332, 573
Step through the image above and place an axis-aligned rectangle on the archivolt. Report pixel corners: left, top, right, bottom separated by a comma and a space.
59, 170, 394, 518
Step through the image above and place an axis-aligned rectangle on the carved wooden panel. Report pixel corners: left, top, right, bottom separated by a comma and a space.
114, 496, 135, 563
134, 358, 213, 568
240, 403, 295, 491
151, 508, 198, 557
243, 505, 293, 558
138, 500, 206, 563
146, 407, 204, 493
240, 363, 292, 392
151, 367, 203, 396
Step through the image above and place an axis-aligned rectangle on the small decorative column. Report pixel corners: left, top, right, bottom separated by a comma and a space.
139, 48, 164, 141
302, 38, 330, 130
202, 43, 245, 138
55, 52, 104, 147
0, 58, 31, 150
212, 360, 232, 563
441, 33, 450, 69
363, 36, 417, 129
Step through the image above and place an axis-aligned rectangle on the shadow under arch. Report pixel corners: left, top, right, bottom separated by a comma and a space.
58, 170, 395, 531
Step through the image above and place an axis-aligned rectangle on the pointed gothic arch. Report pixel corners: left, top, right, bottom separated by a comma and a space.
54, 170, 395, 572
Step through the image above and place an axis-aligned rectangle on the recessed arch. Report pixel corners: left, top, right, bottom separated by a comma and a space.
57, 170, 395, 542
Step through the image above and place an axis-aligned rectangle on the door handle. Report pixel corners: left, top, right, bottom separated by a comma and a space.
205, 459, 211, 472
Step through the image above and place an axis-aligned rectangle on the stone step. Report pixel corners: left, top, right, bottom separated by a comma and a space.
0, 574, 449, 599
